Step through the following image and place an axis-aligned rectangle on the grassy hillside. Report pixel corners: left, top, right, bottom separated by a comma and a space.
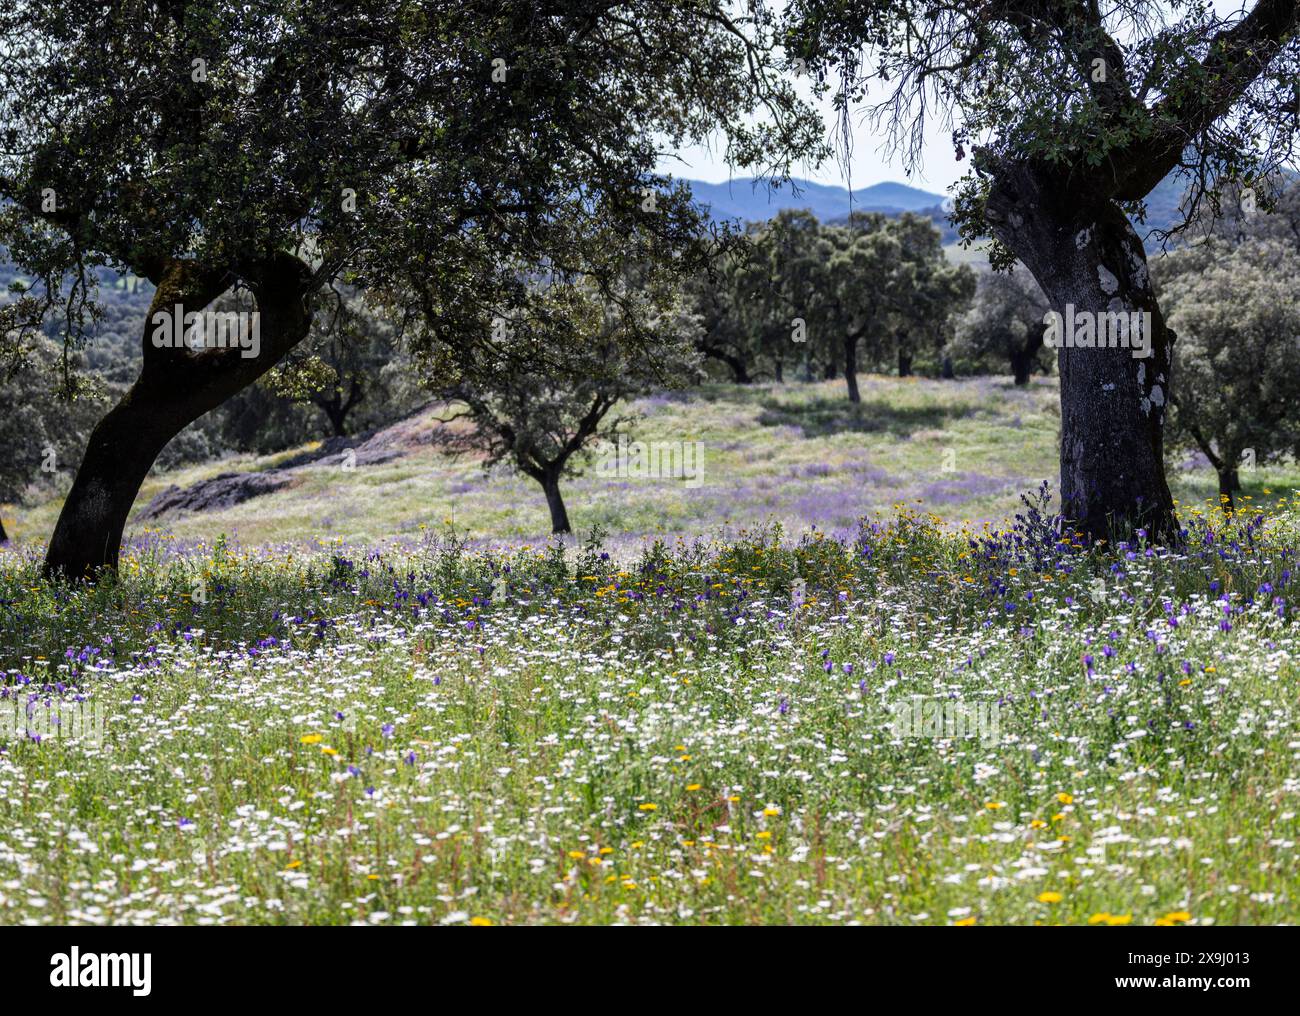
6, 374, 1293, 557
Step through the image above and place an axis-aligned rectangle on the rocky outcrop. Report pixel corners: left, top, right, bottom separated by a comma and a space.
136, 404, 441, 521
139, 471, 294, 519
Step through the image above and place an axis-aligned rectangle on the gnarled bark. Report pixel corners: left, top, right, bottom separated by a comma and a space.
43, 254, 314, 579
984, 162, 1178, 544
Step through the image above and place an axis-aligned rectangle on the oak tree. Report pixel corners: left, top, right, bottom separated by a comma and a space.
0, 0, 820, 577
786, 0, 1300, 541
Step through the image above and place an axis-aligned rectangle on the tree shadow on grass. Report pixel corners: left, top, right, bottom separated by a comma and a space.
756, 394, 958, 438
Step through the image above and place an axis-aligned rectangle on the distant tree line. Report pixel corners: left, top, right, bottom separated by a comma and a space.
690, 210, 978, 398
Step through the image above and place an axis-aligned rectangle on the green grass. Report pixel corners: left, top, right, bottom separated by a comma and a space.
7, 374, 1289, 553
6, 375, 1294, 550
1, 375, 1298, 925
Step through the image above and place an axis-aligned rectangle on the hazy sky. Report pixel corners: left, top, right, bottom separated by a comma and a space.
660, 0, 1248, 196
661, 80, 966, 196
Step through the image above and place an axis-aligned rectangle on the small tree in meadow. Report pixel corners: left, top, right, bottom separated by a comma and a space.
427, 272, 701, 534
952, 267, 1051, 385
812, 212, 902, 402
1157, 237, 1300, 507
753, 209, 833, 383
265, 289, 418, 438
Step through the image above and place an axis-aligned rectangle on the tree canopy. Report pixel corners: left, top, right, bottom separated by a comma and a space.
782, 0, 1300, 542
785, 0, 1300, 259
0, 0, 823, 575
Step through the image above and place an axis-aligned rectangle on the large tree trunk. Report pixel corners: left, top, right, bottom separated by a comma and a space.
843, 334, 861, 404
984, 162, 1178, 545
897, 347, 913, 377
0, 516, 8, 544
541, 470, 571, 534
43, 254, 314, 579
941, 355, 954, 380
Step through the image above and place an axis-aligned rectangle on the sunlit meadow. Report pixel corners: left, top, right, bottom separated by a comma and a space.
2, 376, 1298, 925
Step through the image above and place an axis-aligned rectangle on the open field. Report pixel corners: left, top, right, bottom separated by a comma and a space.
2, 376, 1298, 925
5, 375, 1296, 555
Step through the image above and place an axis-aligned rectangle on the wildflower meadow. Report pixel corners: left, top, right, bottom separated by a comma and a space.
2, 471, 1296, 926
2, 2, 1297, 994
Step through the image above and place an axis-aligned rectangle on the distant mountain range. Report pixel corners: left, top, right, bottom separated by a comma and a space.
680, 174, 1192, 255
680, 177, 948, 224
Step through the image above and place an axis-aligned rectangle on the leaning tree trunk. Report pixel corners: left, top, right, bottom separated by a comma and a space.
843, 334, 861, 404
0, 516, 8, 544
43, 254, 314, 579
540, 470, 572, 534
984, 161, 1178, 545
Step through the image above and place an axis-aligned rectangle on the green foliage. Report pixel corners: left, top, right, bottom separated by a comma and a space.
690, 210, 971, 386
784, 2, 1300, 242
0, 339, 104, 507
1, 1, 823, 377
951, 267, 1050, 381
265, 288, 422, 437
1157, 237, 1300, 492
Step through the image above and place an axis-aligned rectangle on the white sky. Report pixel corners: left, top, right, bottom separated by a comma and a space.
660, 0, 1249, 195
661, 82, 966, 195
